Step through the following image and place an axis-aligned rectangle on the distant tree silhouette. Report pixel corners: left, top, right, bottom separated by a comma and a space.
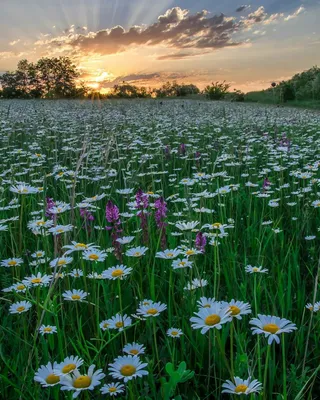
0, 57, 87, 98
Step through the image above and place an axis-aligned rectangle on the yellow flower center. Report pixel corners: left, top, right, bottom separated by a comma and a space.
120, 365, 136, 377
57, 229, 64, 233
134, 252, 141, 257
71, 295, 81, 300
38, 187, 43, 191
186, 250, 195, 256
36, 221, 45, 226
31, 278, 42, 284
62, 363, 77, 374
167, 253, 174, 257
129, 349, 139, 355
43, 327, 52, 332
75, 243, 87, 248
115, 321, 124, 328
205, 314, 221, 326
212, 223, 221, 228
8, 260, 17, 266
147, 191, 154, 195
36, 252, 43, 257
203, 304, 211, 308
58, 260, 67, 265
73, 375, 92, 388
109, 387, 117, 393
229, 306, 241, 316
170, 331, 179, 336
16, 306, 25, 312
45, 374, 60, 385
235, 384, 248, 393
147, 308, 158, 315
16, 285, 25, 290
179, 262, 186, 266
103, 323, 109, 328
88, 254, 99, 260
111, 269, 124, 277
263, 323, 279, 334
22, 188, 28, 193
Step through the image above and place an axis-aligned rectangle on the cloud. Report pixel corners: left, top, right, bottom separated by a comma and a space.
236, 5, 250, 12
284, 6, 305, 21
34, 6, 298, 58
0, 51, 27, 60
9, 39, 21, 46
36, 7, 242, 55
157, 52, 205, 60
241, 6, 284, 28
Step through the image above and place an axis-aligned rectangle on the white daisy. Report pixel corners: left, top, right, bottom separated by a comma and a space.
197, 297, 217, 309
249, 314, 297, 345
221, 300, 252, 320
116, 236, 135, 245
1, 257, 23, 268
60, 364, 105, 398
102, 265, 132, 280
34, 362, 60, 387
125, 246, 148, 257
50, 256, 73, 268
136, 300, 167, 318
9, 300, 32, 314
222, 376, 262, 395
62, 289, 88, 302
123, 343, 146, 356
54, 356, 84, 376
101, 382, 125, 396
156, 249, 181, 259
39, 325, 57, 335
83, 249, 108, 262
63, 242, 99, 255
103, 313, 132, 332
167, 328, 183, 338
23, 272, 52, 287
190, 303, 232, 334
245, 265, 268, 274
108, 355, 148, 382
48, 224, 74, 235
175, 221, 199, 231
184, 278, 208, 291
171, 258, 193, 269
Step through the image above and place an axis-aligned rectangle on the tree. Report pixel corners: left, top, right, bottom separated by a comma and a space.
204, 81, 230, 100
0, 57, 83, 98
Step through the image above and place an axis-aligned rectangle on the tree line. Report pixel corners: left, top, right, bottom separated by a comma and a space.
0, 56, 245, 101
249, 66, 320, 103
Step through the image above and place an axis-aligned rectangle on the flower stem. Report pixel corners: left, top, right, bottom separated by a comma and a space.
263, 345, 271, 399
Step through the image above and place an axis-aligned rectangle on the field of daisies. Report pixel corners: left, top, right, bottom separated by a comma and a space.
1, 99, 320, 399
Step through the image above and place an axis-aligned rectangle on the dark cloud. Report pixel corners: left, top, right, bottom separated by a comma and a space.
98, 73, 161, 88
157, 52, 196, 60
236, 5, 250, 12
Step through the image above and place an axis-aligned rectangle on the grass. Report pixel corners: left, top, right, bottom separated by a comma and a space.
0, 99, 320, 399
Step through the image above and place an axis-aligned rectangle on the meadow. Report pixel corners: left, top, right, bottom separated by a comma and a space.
1, 99, 320, 399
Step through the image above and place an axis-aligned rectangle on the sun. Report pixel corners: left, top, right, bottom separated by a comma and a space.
87, 82, 100, 90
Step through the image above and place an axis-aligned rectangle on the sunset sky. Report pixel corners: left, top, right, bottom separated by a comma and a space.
1, 0, 320, 92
